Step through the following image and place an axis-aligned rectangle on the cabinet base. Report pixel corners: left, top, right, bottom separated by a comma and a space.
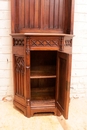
13, 100, 61, 117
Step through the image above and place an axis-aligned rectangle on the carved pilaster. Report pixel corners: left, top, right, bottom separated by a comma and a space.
63, 37, 72, 53
26, 37, 30, 54
59, 37, 64, 51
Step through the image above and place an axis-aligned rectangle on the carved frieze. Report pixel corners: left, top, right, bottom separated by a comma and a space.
30, 39, 59, 47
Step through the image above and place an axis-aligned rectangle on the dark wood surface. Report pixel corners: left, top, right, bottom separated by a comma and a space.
11, 0, 74, 33
56, 52, 72, 119
11, 0, 74, 119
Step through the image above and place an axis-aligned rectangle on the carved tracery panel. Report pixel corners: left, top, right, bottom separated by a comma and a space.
15, 56, 24, 97
64, 39, 72, 47
13, 38, 24, 46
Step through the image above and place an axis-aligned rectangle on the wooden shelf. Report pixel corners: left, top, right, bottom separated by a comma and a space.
30, 71, 56, 79
30, 75, 56, 79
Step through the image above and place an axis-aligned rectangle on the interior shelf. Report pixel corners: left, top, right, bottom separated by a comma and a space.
30, 71, 56, 79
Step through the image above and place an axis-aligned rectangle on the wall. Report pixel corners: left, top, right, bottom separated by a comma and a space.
0, 0, 87, 100
71, 0, 87, 98
0, 0, 13, 100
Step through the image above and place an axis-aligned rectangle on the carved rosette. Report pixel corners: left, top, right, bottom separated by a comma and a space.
13, 38, 24, 46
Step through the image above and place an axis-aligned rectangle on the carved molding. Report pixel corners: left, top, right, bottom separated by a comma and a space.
13, 38, 24, 46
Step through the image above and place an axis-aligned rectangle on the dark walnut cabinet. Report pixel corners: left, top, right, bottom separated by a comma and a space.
11, 0, 74, 119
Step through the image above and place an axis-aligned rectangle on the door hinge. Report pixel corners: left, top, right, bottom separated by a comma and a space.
66, 81, 70, 91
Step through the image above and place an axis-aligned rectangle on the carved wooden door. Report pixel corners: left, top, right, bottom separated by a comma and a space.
13, 37, 26, 106
56, 52, 72, 119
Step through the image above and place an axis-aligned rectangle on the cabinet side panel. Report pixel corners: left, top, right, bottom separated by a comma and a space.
64, 0, 74, 33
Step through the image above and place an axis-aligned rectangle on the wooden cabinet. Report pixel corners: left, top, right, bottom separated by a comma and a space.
11, 0, 74, 119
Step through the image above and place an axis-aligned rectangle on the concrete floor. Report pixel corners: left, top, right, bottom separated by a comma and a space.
0, 98, 87, 130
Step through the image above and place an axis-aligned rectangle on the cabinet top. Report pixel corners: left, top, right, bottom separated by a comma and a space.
11, 33, 74, 37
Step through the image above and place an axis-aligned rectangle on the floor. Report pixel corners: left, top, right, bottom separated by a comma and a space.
0, 98, 87, 130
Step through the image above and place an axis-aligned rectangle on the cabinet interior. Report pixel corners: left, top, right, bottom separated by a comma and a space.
30, 51, 57, 101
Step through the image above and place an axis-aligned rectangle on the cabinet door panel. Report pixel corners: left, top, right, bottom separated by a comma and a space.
56, 52, 71, 119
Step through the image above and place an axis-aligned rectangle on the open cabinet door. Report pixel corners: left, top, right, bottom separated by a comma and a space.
56, 52, 72, 119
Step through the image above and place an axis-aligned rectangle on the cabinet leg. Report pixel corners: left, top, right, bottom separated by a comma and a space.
56, 108, 61, 116
26, 106, 31, 117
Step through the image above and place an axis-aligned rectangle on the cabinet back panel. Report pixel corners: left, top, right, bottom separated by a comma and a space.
30, 51, 57, 76
31, 78, 56, 100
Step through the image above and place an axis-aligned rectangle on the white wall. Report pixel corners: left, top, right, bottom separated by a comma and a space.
71, 0, 87, 97
0, 0, 13, 100
0, 0, 87, 100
